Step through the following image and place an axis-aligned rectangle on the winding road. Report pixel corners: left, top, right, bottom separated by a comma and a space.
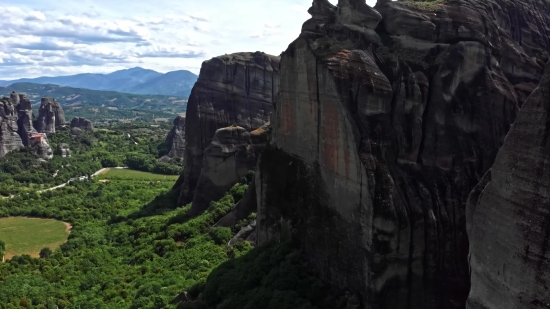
3, 167, 127, 198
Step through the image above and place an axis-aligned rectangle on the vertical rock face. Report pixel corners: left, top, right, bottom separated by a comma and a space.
0, 97, 23, 157
255, 0, 550, 308
69, 117, 93, 136
466, 63, 550, 309
36, 97, 65, 133
70, 117, 93, 130
55, 143, 71, 158
176, 51, 280, 207
189, 123, 270, 216
14, 93, 37, 146
165, 115, 186, 158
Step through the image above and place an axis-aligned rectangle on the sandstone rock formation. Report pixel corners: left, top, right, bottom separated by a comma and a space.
175, 52, 280, 207
253, 0, 550, 308
188, 124, 269, 216
0, 97, 23, 157
36, 97, 65, 133
466, 63, 550, 309
55, 143, 71, 158
70, 117, 93, 136
14, 92, 37, 146
165, 115, 185, 158
228, 220, 256, 247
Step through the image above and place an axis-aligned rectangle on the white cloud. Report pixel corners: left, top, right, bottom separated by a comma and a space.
24, 11, 45, 21
0, 0, 377, 79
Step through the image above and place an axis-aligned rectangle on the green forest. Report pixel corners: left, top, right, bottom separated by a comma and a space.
0, 119, 347, 309
0, 170, 345, 309
0, 122, 182, 196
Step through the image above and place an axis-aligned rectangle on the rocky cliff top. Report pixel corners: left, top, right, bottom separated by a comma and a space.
254, 0, 550, 308
36, 97, 65, 133
207, 51, 280, 66
175, 51, 280, 207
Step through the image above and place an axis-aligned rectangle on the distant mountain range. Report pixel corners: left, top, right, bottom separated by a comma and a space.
0, 67, 198, 98
1, 83, 187, 115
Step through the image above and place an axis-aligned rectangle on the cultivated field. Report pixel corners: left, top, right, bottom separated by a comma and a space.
97, 168, 179, 181
0, 217, 71, 260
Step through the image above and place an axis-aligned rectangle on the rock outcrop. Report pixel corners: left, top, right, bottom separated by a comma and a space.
69, 117, 93, 136
175, 52, 280, 207
29, 134, 53, 160
254, 1, 550, 308
165, 115, 185, 158
36, 98, 65, 133
466, 63, 550, 309
14, 92, 37, 146
55, 143, 71, 158
0, 97, 23, 157
189, 124, 269, 216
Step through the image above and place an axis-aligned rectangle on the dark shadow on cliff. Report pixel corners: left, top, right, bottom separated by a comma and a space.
175, 240, 352, 309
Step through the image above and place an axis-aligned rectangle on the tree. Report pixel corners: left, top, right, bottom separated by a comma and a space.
39, 247, 53, 259
0, 240, 5, 261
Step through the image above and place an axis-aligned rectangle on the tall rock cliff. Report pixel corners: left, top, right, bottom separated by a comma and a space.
175, 52, 280, 207
69, 117, 93, 136
466, 63, 550, 309
165, 115, 186, 158
0, 97, 23, 157
189, 123, 270, 216
254, 0, 550, 308
14, 92, 37, 146
36, 97, 65, 134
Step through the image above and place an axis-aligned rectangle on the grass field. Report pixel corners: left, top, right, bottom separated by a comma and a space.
0, 217, 70, 260
97, 168, 179, 181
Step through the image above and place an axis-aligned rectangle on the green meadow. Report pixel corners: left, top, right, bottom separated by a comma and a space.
0, 217, 70, 260
98, 168, 180, 181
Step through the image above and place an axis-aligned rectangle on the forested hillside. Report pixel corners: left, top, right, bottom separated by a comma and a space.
0, 122, 182, 196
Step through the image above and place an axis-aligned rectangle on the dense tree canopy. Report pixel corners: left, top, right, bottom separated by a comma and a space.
0, 122, 182, 196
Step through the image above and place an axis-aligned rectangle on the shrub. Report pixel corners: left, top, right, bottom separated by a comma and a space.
209, 227, 232, 245
39, 247, 53, 259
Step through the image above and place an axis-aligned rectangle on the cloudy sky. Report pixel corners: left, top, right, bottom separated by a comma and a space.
0, 0, 378, 79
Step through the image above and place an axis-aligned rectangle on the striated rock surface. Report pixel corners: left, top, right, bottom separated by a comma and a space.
0, 97, 23, 157
165, 115, 186, 158
176, 52, 280, 207
70, 117, 93, 136
254, 0, 550, 308
466, 63, 550, 309
55, 143, 71, 158
189, 125, 268, 216
36, 97, 65, 133
13, 92, 37, 146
